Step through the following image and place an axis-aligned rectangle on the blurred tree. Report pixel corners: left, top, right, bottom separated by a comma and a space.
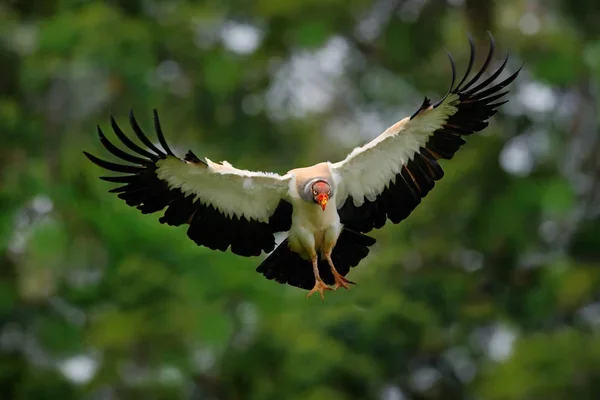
0, 0, 599, 399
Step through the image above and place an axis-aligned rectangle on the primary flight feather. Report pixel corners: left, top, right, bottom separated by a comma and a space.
84, 34, 520, 300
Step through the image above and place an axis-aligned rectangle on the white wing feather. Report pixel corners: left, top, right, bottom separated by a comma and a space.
156, 157, 292, 223
332, 94, 458, 207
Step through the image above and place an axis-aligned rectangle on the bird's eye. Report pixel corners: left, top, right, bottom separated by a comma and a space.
313, 190, 317, 195
327, 190, 330, 195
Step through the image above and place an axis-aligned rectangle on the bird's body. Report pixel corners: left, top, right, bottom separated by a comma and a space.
287, 163, 340, 259
288, 191, 341, 260
84, 34, 520, 299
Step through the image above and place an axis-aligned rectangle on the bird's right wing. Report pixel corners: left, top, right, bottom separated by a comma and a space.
331, 34, 520, 233
84, 111, 293, 257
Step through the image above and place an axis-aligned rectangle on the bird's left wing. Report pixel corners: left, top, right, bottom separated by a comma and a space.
331, 34, 521, 233
84, 111, 293, 256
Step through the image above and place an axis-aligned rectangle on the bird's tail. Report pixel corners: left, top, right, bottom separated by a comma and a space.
255, 228, 376, 290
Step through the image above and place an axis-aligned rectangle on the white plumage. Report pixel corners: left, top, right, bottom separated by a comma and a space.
332, 94, 459, 208
156, 156, 291, 222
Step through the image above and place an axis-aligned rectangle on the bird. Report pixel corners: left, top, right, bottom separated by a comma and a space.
84, 34, 520, 300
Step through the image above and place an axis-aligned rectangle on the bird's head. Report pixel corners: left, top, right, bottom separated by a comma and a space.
311, 180, 331, 211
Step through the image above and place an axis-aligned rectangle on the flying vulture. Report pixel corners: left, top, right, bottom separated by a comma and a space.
84, 34, 520, 300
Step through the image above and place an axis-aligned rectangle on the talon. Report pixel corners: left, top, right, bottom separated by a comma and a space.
306, 279, 332, 300
333, 272, 355, 291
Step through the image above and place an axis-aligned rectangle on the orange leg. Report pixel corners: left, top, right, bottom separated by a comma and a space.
325, 253, 355, 291
306, 256, 332, 301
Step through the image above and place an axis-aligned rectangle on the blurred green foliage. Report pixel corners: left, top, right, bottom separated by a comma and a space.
1, 0, 600, 399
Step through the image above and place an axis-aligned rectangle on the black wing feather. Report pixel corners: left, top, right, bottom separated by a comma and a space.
110, 113, 157, 159
153, 109, 176, 156
97, 126, 149, 165
128, 110, 165, 157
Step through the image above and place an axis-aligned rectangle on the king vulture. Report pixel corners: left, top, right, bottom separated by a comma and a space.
84, 34, 520, 300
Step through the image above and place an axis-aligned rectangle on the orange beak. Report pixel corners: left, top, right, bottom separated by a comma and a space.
316, 193, 329, 211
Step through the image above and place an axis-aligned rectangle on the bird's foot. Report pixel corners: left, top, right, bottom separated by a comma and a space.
306, 279, 332, 301
332, 272, 355, 291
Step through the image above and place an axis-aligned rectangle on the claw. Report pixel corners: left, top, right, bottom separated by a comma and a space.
333, 273, 355, 291
324, 252, 355, 292
306, 279, 332, 301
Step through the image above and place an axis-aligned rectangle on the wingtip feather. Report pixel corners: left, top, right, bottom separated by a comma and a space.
152, 109, 175, 156
432, 50, 457, 109
454, 34, 476, 93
